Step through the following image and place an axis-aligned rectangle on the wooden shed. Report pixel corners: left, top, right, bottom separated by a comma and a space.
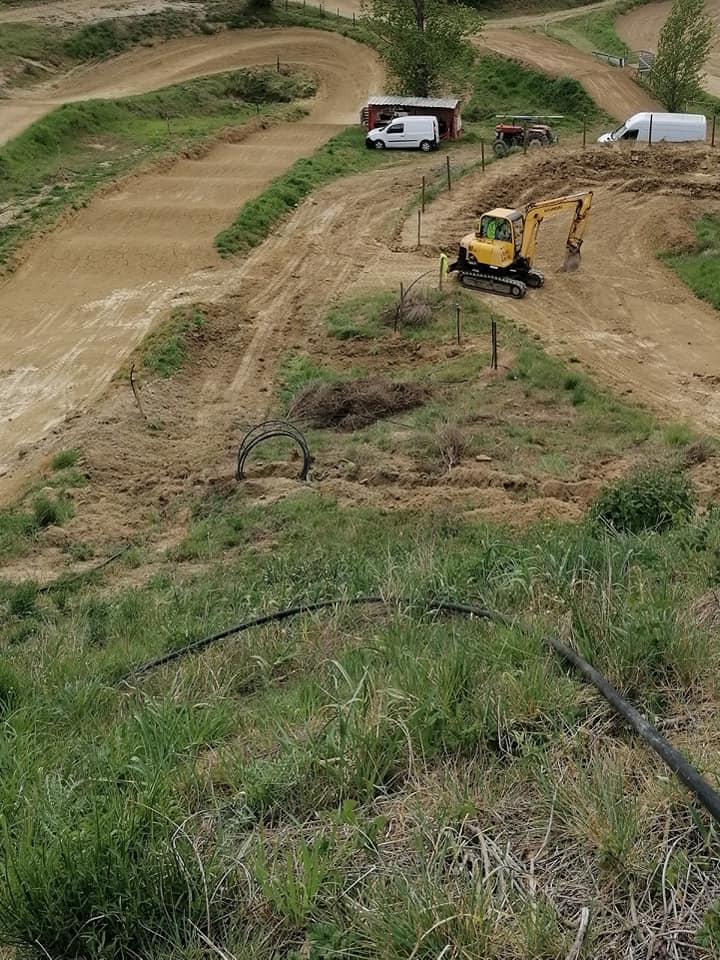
361, 96, 463, 141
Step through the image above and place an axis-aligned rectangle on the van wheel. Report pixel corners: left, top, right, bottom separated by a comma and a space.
374, 141, 385, 150
419, 140, 432, 152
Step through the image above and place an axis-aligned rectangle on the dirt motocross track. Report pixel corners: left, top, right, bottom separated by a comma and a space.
414, 146, 720, 428
617, 0, 720, 97
2, 0, 720, 504
0, 29, 382, 484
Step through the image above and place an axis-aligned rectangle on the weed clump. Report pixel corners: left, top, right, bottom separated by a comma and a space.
436, 422, 467, 469
380, 292, 435, 330
51, 448, 81, 471
289, 377, 428, 430
588, 467, 695, 534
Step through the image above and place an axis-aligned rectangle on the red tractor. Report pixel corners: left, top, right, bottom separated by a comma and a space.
493, 120, 558, 156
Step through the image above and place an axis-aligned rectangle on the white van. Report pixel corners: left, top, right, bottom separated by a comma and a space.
598, 112, 706, 144
365, 115, 439, 152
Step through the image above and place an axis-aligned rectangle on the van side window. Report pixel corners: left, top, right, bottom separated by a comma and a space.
386, 123, 404, 134
622, 129, 639, 140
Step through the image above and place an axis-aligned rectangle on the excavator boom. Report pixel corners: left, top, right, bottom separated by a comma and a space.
520, 191, 593, 272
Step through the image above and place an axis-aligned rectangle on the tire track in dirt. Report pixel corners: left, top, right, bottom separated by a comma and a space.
617, 0, 720, 97
0, 29, 383, 480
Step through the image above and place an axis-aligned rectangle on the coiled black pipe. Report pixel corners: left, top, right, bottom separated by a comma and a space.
119, 594, 720, 826
549, 636, 720, 825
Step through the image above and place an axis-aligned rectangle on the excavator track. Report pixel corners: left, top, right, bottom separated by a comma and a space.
458, 272, 527, 298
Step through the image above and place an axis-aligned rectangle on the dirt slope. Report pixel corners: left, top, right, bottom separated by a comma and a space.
480, 28, 660, 119
617, 0, 720, 97
0, 0, 194, 23
410, 146, 720, 430
0, 28, 382, 483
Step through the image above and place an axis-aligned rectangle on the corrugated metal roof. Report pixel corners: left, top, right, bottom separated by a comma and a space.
367, 95, 460, 109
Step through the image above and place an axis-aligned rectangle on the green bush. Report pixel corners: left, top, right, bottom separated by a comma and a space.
588, 468, 695, 534
51, 448, 81, 471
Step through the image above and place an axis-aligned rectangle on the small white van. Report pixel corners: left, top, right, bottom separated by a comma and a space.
365, 115, 439, 152
598, 112, 706, 145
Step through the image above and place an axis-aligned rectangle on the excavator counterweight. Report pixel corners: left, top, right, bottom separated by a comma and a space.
448, 191, 593, 298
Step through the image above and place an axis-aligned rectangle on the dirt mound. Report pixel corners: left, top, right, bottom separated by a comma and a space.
429, 146, 720, 253
288, 377, 429, 430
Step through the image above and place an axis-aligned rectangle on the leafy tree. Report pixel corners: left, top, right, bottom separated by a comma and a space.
362, 0, 481, 97
649, 0, 713, 111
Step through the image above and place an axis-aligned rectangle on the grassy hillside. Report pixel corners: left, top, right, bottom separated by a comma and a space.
1, 288, 719, 955
0, 11, 209, 87
664, 215, 720, 311
0, 68, 314, 269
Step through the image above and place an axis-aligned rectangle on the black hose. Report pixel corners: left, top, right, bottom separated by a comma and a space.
118, 592, 720, 826
120, 595, 501, 682
549, 636, 720, 826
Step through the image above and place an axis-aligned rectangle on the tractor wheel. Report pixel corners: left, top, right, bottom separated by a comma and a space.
527, 137, 544, 149
493, 140, 508, 157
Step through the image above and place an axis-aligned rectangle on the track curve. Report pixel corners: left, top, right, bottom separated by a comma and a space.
617, 0, 720, 97
0, 28, 382, 479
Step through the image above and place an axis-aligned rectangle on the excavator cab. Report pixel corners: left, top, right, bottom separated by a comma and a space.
466, 208, 524, 268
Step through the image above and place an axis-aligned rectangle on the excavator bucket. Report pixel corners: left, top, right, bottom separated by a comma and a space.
561, 243, 582, 273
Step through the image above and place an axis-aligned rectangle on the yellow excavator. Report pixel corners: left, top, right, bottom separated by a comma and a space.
448, 190, 593, 299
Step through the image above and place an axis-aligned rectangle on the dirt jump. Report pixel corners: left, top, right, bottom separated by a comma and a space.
0, 28, 382, 483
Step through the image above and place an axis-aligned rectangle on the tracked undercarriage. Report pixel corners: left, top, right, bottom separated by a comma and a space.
448, 252, 545, 299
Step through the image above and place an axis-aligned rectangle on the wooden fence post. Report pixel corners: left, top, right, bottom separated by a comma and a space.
421, 175, 426, 213
446, 155, 451, 191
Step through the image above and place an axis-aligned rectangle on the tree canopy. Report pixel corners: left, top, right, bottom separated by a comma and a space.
362, 0, 481, 97
649, 0, 713, 112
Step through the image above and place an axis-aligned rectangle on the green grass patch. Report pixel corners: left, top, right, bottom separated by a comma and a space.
0, 11, 208, 88
465, 53, 604, 127
0, 68, 314, 270
545, 9, 632, 59
215, 127, 393, 258
136, 305, 207, 379
663, 215, 720, 312
1, 476, 719, 953
51, 449, 82, 471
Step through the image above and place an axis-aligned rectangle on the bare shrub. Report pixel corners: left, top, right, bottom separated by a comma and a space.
436, 422, 467, 469
380, 292, 435, 330
289, 377, 428, 430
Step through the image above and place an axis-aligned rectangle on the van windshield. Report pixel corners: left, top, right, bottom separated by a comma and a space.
610, 124, 626, 140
